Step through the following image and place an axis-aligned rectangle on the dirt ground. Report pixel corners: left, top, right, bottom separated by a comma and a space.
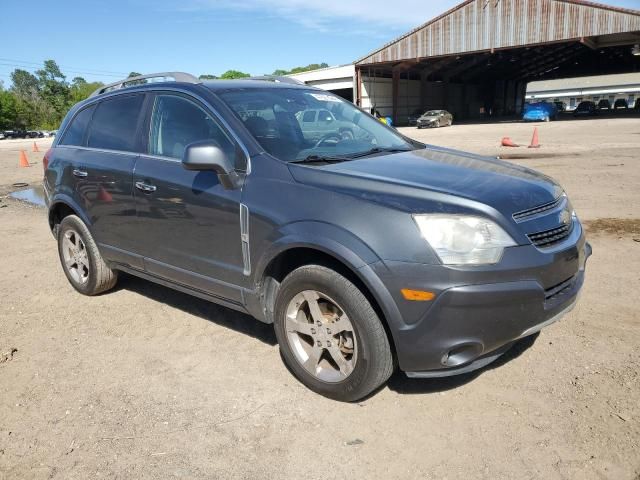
1, 118, 639, 480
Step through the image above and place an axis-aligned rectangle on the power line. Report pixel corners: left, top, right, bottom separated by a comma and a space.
0, 57, 129, 76
0, 62, 124, 79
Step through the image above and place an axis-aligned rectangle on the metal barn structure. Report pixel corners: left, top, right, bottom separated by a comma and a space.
355, 0, 640, 124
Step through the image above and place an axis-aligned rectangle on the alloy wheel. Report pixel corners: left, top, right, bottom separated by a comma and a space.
285, 290, 358, 383
61, 229, 90, 284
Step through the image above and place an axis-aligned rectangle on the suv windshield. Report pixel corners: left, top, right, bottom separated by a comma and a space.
217, 88, 415, 162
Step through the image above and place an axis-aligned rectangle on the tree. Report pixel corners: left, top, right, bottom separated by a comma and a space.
126, 72, 146, 86
35, 60, 70, 127
199, 74, 218, 80
9, 69, 43, 128
219, 70, 250, 80
10, 69, 39, 97
271, 63, 329, 76
69, 77, 103, 105
36, 60, 66, 83
0, 90, 19, 129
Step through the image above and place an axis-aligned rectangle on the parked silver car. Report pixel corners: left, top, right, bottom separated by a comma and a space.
417, 110, 453, 129
295, 108, 359, 143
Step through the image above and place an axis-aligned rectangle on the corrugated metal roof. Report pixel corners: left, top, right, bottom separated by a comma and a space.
356, 0, 640, 65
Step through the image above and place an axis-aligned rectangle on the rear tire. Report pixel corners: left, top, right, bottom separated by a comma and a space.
274, 265, 394, 402
57, 215, 118, 296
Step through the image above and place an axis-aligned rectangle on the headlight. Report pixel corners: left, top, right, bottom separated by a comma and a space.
413, 215, 516, 265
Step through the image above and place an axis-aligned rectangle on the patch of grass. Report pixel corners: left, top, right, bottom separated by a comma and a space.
583, 218, 640, 236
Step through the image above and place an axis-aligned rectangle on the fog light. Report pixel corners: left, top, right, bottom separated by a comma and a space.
401, 289, 435, 301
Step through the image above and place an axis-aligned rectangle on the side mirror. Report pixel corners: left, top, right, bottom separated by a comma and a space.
182, 141, 240, 190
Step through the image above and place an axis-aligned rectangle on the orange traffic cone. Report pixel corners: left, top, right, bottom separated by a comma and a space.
501, 137, 520, 147
528, 127, 540, 149
32, 142, 40, 153
97, 186, 113, 203
19, 150, 30, 167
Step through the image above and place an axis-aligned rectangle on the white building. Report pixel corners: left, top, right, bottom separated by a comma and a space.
286, 65, 423, 118
287, 64, 355, 102
526, 73, 640, 109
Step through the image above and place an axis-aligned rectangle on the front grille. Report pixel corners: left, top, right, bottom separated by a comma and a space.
513, 196, 564, 222
527, 223, 573, 248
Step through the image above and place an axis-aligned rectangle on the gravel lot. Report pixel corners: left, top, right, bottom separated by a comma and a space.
1, 117, 639, 479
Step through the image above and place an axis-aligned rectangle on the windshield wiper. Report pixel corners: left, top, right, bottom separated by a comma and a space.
346, 147, 413, 159
289, 155, 348, 164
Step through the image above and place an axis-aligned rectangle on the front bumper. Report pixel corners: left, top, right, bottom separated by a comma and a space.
366, 225, 591, 375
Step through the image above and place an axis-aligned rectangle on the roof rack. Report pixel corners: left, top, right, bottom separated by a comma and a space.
247, 75, 305, 85
90, 72, 200, 97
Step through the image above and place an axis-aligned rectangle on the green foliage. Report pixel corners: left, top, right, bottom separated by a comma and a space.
69, 78, 103, 105
0, 61, 329, 130
271, 63, 329, 76
219, 70, 250, 80
0, 89, 19, 130
36, 60, 70, 125
1, 59, 105, 130
10, 69, 39, 97
125, 71, 146, 86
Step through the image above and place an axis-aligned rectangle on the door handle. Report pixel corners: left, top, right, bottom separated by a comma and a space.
135, 181, 157, 193
72, 168, 88, 178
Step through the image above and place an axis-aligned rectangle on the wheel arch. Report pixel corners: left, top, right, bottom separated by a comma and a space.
48, 195, 91, 236
255, 242, 401, 362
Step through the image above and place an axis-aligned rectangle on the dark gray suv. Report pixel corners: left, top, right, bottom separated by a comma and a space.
44, 72, 591, 401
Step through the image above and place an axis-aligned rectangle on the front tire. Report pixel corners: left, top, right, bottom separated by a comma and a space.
274, 265, 394, 402
57, 215, 118, 296
339, 129, 354, 141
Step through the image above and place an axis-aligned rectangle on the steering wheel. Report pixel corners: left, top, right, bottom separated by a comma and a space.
314, 133, 342, 148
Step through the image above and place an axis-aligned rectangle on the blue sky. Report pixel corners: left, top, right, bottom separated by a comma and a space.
1, 0, 639, 85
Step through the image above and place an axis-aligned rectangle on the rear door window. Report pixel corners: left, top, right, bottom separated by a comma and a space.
87, 94, 144, 152
148, 94, 235, 161
60, 104, 96, 146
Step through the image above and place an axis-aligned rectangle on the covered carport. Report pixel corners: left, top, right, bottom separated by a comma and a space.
355, 0, 640, 125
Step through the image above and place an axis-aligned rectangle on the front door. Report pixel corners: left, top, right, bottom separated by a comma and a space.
132, 93, 245, 303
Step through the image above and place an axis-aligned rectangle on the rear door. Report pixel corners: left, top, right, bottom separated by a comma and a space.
132, 92, 245, 303
55, 94, 146, 268
298, 109, 319, 142
316, 109, 337, 138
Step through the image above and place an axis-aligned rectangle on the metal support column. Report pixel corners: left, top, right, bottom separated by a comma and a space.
392, 69, 400, 125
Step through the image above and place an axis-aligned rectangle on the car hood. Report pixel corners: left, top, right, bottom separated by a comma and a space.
288, 146, 563, 217
418, 115, 439, 121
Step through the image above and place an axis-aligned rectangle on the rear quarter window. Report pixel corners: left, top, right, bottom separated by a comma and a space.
59, 104, 96, 146
87, 94, 144, 152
